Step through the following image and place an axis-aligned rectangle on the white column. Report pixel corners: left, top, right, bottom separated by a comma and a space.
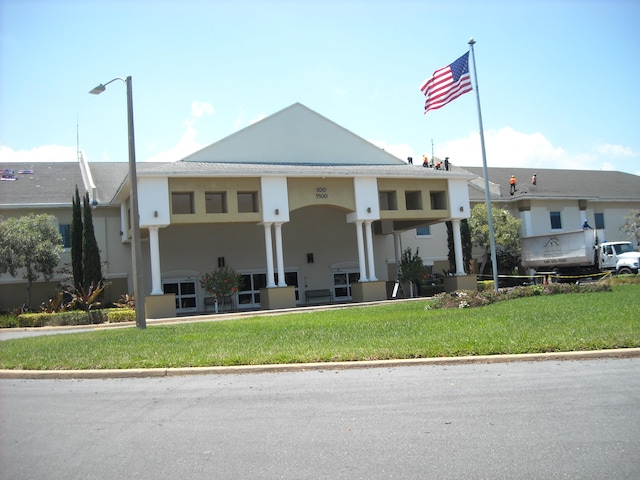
452, 219, 465, 275
355, 221, 368, 282
120, 202, 128, 242
364, 220, 377, 281
148, 226, 163, 295
274, 222, 286, 287
263, 223, 276, 288
520, 210, 533, 237
393, 232, 402, 268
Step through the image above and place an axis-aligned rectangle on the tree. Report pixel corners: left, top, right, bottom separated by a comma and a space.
398, 247, 426, 297
0, 214, 63, 309
461, 219, 473, 272
620, 209, 640, 247
469, 204, 521, 274
71, 186, 83, 290
81, 193, 102, 290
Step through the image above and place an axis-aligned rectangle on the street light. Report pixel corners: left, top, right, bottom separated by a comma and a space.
90, 76, 146, 329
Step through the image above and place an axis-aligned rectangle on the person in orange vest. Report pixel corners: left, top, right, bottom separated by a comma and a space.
509, 175, 517, 195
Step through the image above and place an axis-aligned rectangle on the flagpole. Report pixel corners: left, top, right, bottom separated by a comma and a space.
468, 38, 499, 292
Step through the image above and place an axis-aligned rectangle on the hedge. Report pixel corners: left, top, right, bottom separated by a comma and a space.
0, 308, 136, 328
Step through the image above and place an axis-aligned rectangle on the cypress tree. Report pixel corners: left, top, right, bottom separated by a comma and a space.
70, 186, 84, 290
446, 221, 454, 273
82, 193, 102, 290
461, 219, 473, 273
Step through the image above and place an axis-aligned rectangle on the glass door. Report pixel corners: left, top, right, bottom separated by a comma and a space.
163, 278, 198, 314
332, 270, 360, 301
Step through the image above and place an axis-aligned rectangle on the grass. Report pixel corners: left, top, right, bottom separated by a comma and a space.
0, 284, 639, 370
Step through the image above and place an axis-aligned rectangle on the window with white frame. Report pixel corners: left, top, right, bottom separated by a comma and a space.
333, 269, 360, 300
163, 278, 198, 313
550, 211, 562, 230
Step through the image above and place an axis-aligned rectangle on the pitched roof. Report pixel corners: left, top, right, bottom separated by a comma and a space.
0, 162, 131, 208
88, 162, 129, 204
0, 163, 86, 207
461, 166, 640, 202
181, 103, 407, 166
135, 160, 473, 179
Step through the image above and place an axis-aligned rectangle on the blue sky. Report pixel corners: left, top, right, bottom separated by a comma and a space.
1, 0, 639, 176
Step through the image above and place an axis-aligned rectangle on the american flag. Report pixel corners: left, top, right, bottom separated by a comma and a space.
420, 52, 472, 113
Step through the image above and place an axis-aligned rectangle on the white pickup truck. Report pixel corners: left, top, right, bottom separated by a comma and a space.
521, 229, 640, 276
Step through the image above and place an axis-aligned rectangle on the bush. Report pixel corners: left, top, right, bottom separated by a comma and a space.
477, 280, 494, 292
105, 308, 136, 323
0, 314, 21, 328
426, 282, 612, 310
8, 308, 135, 328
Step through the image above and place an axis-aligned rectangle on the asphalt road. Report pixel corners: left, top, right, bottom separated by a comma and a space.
1, 358, 639, 480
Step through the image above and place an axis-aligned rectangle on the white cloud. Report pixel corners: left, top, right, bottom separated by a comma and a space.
191, 101, 214, 118
145, 101, 215, 162
434, 127, 639, 175
5, 122, 639, 177
145, 119, 203, 162
595, 143, 637, 158
0, 144, 78, 162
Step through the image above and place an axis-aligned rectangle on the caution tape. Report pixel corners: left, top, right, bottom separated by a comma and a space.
476, 271, 612, 282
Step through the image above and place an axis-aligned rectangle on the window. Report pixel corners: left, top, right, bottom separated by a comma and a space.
59, 224, 71, 248
237, 192, 258, 213
416, 226, 431, 237
205, 192, 227, 213
594, 213, 605, 229
405, 191, 422, 210
379, 191, 397, 210
171, 192, 194, 214
550, 211, 562, 230
430, 191, 447, 210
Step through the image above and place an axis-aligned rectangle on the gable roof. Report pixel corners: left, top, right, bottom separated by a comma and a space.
181, 103, 406, 166
462, 166, 640, 203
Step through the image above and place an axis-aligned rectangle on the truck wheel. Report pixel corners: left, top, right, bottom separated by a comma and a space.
618, 267, 633, 275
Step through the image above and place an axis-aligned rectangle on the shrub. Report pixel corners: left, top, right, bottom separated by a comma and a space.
200, 266, 244, 298
3, 307, 134, 329
0, 313, 21, 328
105, 308, 135, 323
426, 282, 612, 310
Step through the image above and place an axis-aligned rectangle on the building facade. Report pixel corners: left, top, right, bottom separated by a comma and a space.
0, 104, 474, 314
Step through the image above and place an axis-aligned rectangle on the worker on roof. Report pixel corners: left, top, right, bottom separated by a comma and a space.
509, 175, 517, 195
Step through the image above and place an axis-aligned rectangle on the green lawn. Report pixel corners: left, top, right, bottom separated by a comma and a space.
1, 284, 639, 370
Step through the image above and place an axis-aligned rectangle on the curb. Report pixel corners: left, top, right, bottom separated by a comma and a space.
2, 348, 639, 380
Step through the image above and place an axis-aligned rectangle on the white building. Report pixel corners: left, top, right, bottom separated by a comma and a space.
1, 103, 476, 315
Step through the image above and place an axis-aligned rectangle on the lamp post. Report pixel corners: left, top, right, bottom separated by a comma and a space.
90, 76, 146, 329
